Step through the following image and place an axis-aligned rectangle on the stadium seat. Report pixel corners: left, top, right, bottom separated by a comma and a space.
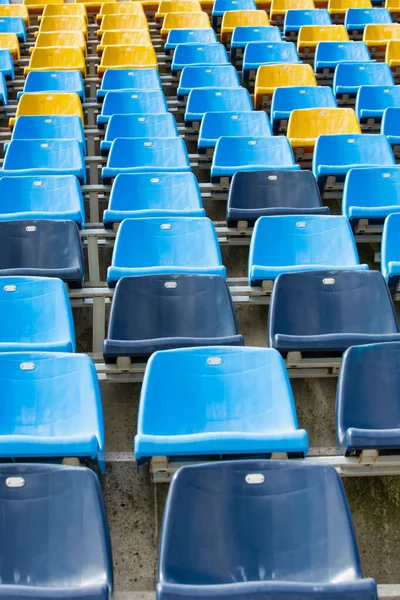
0, 220, 84, 287
160, 12, 211, 38
102, 137, 191, 181
98, 45, 158, 74
283, 8, 331, 37
97, 89, 168, 126
363, 23, 400, 55
36, 15, 87, 36
337, 342, 400, 454
97, 30, 152, 53
24, 0, 63, 13
254, 63, 316, 109
270, 0, 315, 25
0, 4, 29, 25
11, 116, 86, 154
385, 38, 400, 69
226, 169, 329, 227
107, 217, 225, 284
313, 134, 396, 190
2, 139, 86, 183
220, 9, 270, 42
333, 62, 394, 99
103, 172, 205, 227
33, 31, 87, 55
0, 33, 19, 59
101, 113, 178, 153
18, 71, 85, 101
381, 212, 400, 286
135, 346, 309, 463
211, 136, 299, 182
0, 464, 112, 597
103, 274, 243, 362
96, 68, 161, 99
356, 84, 400, 124
0, 175, 85, 227
75, 0, 116, 10
24, 48, 86, 77
213, 0, 258, 29
0, 276, 75, 352
184, 87, 253, 127
297, 24, 349, 55
381, 106, 400, 145
165, 28, 217, 53
314, 41, 371, 73
271, 86, 337, 133
230, 25, 281, 62
0, 17, 25, 42
328, 0, 372, 23
242, 41, 300, 81
345, 7, 391, 34
156, 0, 202, 21
97, 13, 148, 36
97, 0, 145, 21
249, 215, 366, 286
0, 49, 13, 79
177, 64, 240, 98
198, 111, 272, 154
269, 270, 400, 353
171, 42, 229, 73
157, 460, 378, 600
0, 71, 6, 104
39, 3, 87, 19
10, 92, 83, 129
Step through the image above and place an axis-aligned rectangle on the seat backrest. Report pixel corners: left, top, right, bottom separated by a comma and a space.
99, 45, 158, 69
271, 86, 336, 113
284, 8, 331, 30
287, 107, 360, 139
214, 135, 296, 167
345, 7, 391, 27
172, 42, 229, 66
364, 22, 400, 42
343, 166, 400, 212
98, 30, 151, 47
99, 13, 148, 30
179, 65, 240, 90
161, 12, 211, 33
313, 133, 395, 167
186, 87, 253, 113
106, 137, 189, 169
199, 111, 272, 141
298, 24, 349, 44
101, 89, 167, 116
315, 41, 371, 64
15, 91, 83, 121
333, 62, 394, 92
105, 113, 178, 141
244, 40, 300, 63
38, 15, 87, 32
255, 63, 316, 89
231, 25, 281, 44
99, 68, 161, 93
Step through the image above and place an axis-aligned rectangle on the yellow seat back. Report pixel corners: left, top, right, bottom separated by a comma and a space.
39, 4, 88, 20
75, 0, 116, 11
386, 39, 400, 65
156, 0, 202, 19
10, 92, 84, 128
0, 4, 29, 25
287, 108, 361, 147
24, 47, 87, 77
98, 44, 158, 74
297, 24, 349, 49
0, 33, 19, 59
221, 9, 269, 41
97, 13, 149, 35
24, 0, 63, 14
36, 15, 88, 36
328, 0, 372, 15
97, 29, 151, 52
33, 31, 87, 55
96, 2, 145, 22
160, 11, 210, 37
254, 63, 316, 107
363, 23, 400, 45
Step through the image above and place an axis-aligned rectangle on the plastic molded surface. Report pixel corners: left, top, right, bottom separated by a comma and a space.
185, 86, 253, 122
0, 49, 13, 79
314, 41, 371, 72
230, 26, 282, 60
165, 28, 217, 52
198, 111, 271, 150
171, 42, 229, 72
96, 68, 161, 99
177, 65, 240, 98
0, 17, 25, 41
381, 212, 400, 286
19, 71, 85, 101
333, 62, 394, 97
356, 85, 400, 121
242, 41, 300, 77
345, 7, 391, 31
11, 115, 86, 153
288, 107, 361, 147
283, 9, 331, 35
101, 113, 178, 153
97, 89, 168, 126
271, 86, 337, 132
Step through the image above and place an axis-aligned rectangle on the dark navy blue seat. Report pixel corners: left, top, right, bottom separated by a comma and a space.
283, 9, 331, 37
0, 220, 84, 287
270, 86, 336, 133
242, 41, 301, 82
314, 41, 371, 73
177, 65, 240, 99
97, 68, 162, 100
184, 86, 252, 126
18, 70, 86, 101
356, 84, 400, 124
381, 106, 400, 145
345, 8, 391, 34
97, 89, 168, 127
165, 29, 218, 54
10, 115, 86, 154
103, 274, 243, 362
171, 42, 229, 73
157, 460, 377, 600
333, 62, 394, 99
381, 212, 400, 287
0, 49, 13, 80
227, 170, 328, 227
0, 16, 25, 41
100, 113, 178, 154
230, 25, 281, 62
337, 342, 400, 455
269, 270, 400, 353
0, 463, 112, 599
135, 346, 308, 464
198, 111, 271, 153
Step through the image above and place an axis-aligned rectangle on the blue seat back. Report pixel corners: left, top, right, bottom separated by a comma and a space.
345, 7, 392, 30
172, 42, 229, 71
214, 136, 297, 168
97, 68, 162, 99
105, 137, 190, 172
199, 111, 271, 148
0, 49, 14, 79
165, 29, 217, 51
313, 134, 395, 172
231, 25, 282, 47
343, 167, 400, 220
212, 0, 256, 15
0, 16, 25, 40
271, 86, 337, 124
20, 71, 85, 101
243, 41, 300, 68
185, 87, 253, 118
381, 106, 400, 139
11, 115, 86, 152
283, 9, 331, 34
356, 85, 400, 120
315, 41, 371, 70
178, 65, 240, 96
100, 89, 168, 119
333, 62, 394, 96
103, 113, 178, 147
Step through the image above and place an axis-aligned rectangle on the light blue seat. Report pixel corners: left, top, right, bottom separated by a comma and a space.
314, 41, 372, 73
283, 9, 331, 37
0, 276, 75, 352
97, 89, 168, 127
356, 85, 400, 123
0, 352, 104, 470
2, 139, 86, 183
248, 215, 367, 286
312, 134, 396, 190
177, 64, 240, 99
211, 136, 299, 182
345, 8, 391, 33
0, 16, 25, 41
0, 175, 85, 227
171, 42, 229, 73
18, 71, 85, 102
100, 113, 178, 153
103, 172, 205, 227
0, 71, 6, 105
230, 26, 281, 62
184, 87, 252, 125
381, 212, 400, 287
333, 62, 394, 98
10, 116, 86, 154
102, 137, 191, 182
270, 86, 337, 133
198, 111, 271, 152
165, 29, 217, 54
381, 106, 400, 145
107, 217, 225, 284
0, 49, 13, 80
96, 68, 162, 100
135, 346, 309, 464
212, 0, 256, 27
0, 1, 10, 4
242, 41, 301, 82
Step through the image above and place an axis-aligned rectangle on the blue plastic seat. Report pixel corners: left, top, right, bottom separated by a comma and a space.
0, 276, 75, 352
312, 134, 395, 190
0, 71, 6, 105
337, 342, 400, 454
0, 463, 112, 599
242, 41, 301, 81
333, 62, 394, 98
171, 42, 229, 73
212, 0, 256, 27
97, 68, 162, 100
345, 8, 392, 33
1, 139, 86, 183
102, 137, 190, 181
177, 64, 240, 99
269, 270, 400, 353
0, 49, 13, 79
97, 89, 168, 127
103, 274, 243, 362
211, 136, 299, 182
314, 41, 372, 73
165, 29, 218, 54
283, 9, 331, 36
11, 115, 86, 154
103, 172, 205, 227
158, 460, 377, 600
0, 220, 84, 287
0, 175, 85, 227
135, 346, 309, 463
381, 106, 400, 144
230, 26, 282, 62
356, 85, 400, 123
107, 217, 225, 285
184, 87, 252, 125
270, 86, 337, 133
0, 16, 25, 41
198, 111, 272, 153
381, 212, 400, 287
227, 170, 329, 226
0, 353, 104, 469
100, 113, 178, 153
18, 71, 85, 101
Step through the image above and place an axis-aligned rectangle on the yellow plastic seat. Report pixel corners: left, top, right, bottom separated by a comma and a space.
24, 0, 63, 15
24, 47, 86, 77
287, 108, 361, 150
155, 1, 202, 21
35, 16, 88, 38
386, 39, 400, 68
160, 11, 210, 37
220, 10, 270, 42
39, 4, 88, 21
96, 2, 145, 23
363, 23, 400, 49
0, 5, 29, 25
270, 0, 314, 22
97, 29, 151, 53
386, 0, 400, 18
0, 33, 19, 59
297, 24, 349, 51
254, 63, 317, 108
75, 0, 116, 12
98, 44, 158, 74
10, 92, 84, 128
97, 13, 149, 36
328, 0, 372, 19
32, 32, 87, 55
